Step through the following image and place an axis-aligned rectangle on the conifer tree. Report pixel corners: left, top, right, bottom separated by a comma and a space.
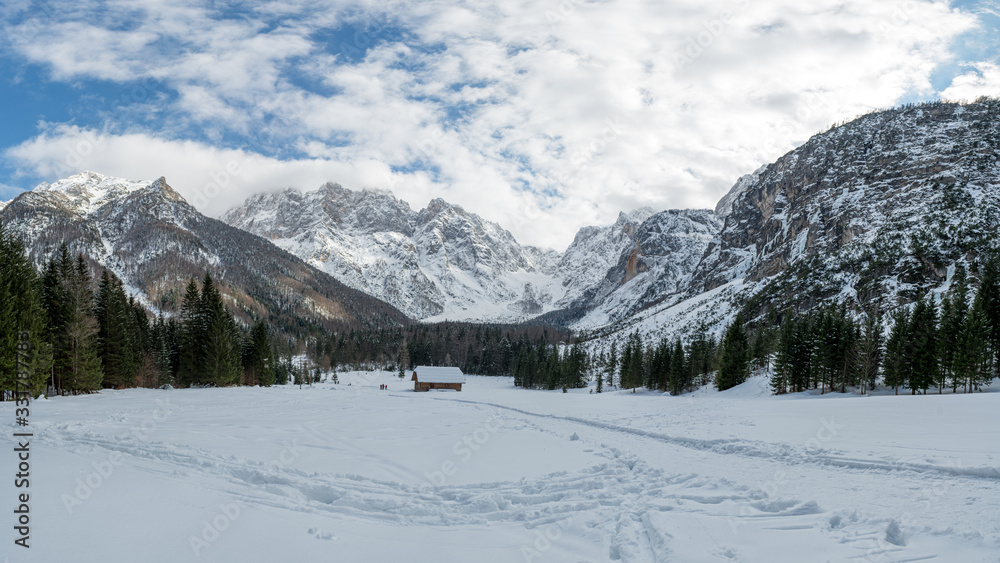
908, 293, 938, 394
398, 337, 410, 378
978, 257, 1000, 368
62, 255, 102, 392
200, 274, 241, 386
957, 290, 994, 392
94, 270, 134, 388
619, 331, 644, 391
940, 267, 969, 392
669, 338, 686, 395
771, 315, 796, 395
717, 314, 750, 391
883, 307, 911, 395
606, 340, 618, 390
857, 311, 883, 395
150, 314, 174, 386
243, 319, 274, 386
177, 279, 204, 386
0, 223, 51, 398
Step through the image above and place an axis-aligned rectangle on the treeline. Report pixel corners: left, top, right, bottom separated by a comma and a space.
511, 340, 587, 390
303, 321, 570, 379
580, 260, 998, 398
734, 263, 998, 396
0, 225, 284, 398
588, 330, 719, 394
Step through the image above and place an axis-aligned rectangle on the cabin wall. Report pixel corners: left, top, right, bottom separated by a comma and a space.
413, 381, 462, 392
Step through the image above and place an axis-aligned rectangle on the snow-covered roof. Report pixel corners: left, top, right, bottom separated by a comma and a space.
412, 366, 465, 383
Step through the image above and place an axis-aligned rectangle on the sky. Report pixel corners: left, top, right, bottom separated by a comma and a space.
1, 0, 999, 250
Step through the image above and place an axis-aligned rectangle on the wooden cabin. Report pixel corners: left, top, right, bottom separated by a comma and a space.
412, 366, 465, 392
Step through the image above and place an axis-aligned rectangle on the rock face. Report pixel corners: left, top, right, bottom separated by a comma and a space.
690, 99, 1000, 314
0, 172, 408, 334
225, 188, 724, 325
565, 209, 723, 327
714, 165, 765, 217
224, 183, 560, 322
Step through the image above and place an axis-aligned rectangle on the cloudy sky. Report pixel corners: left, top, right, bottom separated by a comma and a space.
1, 0, 999, 249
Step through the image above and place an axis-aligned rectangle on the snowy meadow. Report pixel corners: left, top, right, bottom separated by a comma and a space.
2, 372, 999, 562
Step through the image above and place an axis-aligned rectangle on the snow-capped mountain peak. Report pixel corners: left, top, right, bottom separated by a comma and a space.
224, 185, 722, 324
34, 171, 152, 215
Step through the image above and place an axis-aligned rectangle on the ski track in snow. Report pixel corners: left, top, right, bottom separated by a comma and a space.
432, 397, 1000, 482
40, 418, 825, 563
18, 377, 998, 563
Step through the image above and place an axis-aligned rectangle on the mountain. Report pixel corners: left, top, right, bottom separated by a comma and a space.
692, 100, 1000, 310
223, 183, 563, 322
546, 209, 722, 327
223, 187, 723, 325
0, 172, 408, 337
714, 165, 765, 217
591, 99, 1000, 344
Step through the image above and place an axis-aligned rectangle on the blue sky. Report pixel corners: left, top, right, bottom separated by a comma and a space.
1, 0, 999, 249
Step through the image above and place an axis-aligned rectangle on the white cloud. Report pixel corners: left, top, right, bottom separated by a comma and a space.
940, 61, 1000, 101
2, 124, 535, 229
0, 0, 983, 249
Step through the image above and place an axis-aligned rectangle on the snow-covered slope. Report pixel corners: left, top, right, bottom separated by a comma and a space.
224, 186, 721, 324
691, 100, 1000, 316
588, 99, 1000, 343
0, 172, 408, 332
553, 208, 656, 307
224, 184, 565, 322
566, 209, 723, 328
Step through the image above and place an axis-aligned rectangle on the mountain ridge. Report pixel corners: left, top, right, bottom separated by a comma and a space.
0, 171, 410, 338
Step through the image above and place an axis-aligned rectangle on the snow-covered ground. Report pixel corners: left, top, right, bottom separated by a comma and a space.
2, 373, 998, 562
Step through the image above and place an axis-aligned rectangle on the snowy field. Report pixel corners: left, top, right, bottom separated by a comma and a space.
2, 373, 999, 562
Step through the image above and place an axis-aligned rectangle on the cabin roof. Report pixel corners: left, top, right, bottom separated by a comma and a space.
411, 366, 465, 383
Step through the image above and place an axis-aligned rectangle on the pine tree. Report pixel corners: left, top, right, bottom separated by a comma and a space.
883, 307, 911, 395
62, 255, 103, 392
150, 314, 174, 386
750, 326, 774, 374
771, 315, 796, 395
619, 331, 644, 391
177, 279, 204, 386
200, 274, 242, 387
978, 257, 1000, 369
909, 293, 938, 394
0, 223, 51, 398
940, 267, 969, 392
596, 359, 603, 393
94, 270, 135, 388
606, 340, 618, 390
398, 337, 410, 378
243, 319, 274, 386
669, 338, 686, 395
717, 314, 750, 391
857, 311, 883, 395
958, 290, 994, 392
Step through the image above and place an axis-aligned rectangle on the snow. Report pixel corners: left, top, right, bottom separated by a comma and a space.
35, 171, 150, 216
412, 366, 465, 384
3, 372, 997, 562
